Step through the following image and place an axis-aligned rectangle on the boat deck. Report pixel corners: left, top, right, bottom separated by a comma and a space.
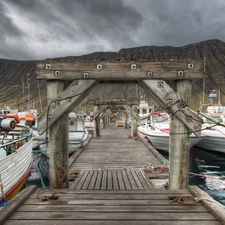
1, 122, 225, 224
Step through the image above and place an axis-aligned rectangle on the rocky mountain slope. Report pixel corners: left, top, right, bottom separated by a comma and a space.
0, 39, 225, 113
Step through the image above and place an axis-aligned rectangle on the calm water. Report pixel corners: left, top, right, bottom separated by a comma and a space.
159, 147, 225, 206
189, 147, 225, 206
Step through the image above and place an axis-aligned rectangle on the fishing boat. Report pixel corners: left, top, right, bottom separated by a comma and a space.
137, 100, 155, 125
196, 89, 225, 154
138, 112, 204, 152
32, 112, 89, 153
33, 112, 90, 179
0, 116, 33, 208
195, 114, 225, 154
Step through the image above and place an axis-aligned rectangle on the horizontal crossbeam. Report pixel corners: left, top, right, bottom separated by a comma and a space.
36, 60, 203, 80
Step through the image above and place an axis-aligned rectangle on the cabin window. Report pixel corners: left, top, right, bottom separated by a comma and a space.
142, 109, 147, 114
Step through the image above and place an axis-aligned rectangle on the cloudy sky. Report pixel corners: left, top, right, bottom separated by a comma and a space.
1, 0, 225, 60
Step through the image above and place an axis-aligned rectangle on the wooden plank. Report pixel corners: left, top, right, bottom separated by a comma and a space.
88, 171, 98, 190
36, 60, 204, 80
17, 204, 209, 212
37, 79, 98, 134
189, 186, 225, 225
3, 220, 222, 225
107, 171, 113, 190
69, 171, 84, 189
122, 170, 132, 190
131, 171, 145, 190
139, 79, 202, 137
8, 211, 217, 220
101, 171, 107, 190
36, 60, 204, 70
117, 171, 126, 190
82, 171, 94, 189
19, 198, 204, 206
112, 171, 119, 190
94, 171, 103, 190
135, 170, 152, 190
126, 170, 138, 190
0, 185, 37, 225
75, 171, 89, 190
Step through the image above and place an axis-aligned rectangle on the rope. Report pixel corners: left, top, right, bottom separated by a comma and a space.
173, 196, 201, 205
36, 188, 56, 201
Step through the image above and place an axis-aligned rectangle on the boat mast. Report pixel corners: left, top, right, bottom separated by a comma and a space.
202, 57, 206, 105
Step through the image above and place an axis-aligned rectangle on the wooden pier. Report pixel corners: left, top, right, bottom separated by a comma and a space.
1, 122, 225, 224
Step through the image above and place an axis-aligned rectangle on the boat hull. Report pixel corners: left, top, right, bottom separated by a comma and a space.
0, 137, 33, 203
138, 126, 202, 151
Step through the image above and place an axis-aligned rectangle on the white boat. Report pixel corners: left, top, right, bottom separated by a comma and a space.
137, 101, 154, 125
196, 89, 225, 154
0, 118, 33, 207
32, 113, 89, 179
138, 112, 203, 152
195, 114, 225, 154
32, 112, 89, 155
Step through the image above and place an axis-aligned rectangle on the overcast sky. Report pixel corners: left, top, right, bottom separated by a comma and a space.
1, 0, 225, 60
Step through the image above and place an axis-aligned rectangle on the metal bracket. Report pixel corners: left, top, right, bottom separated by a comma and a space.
54, 71, 60, 76
147, 71, 153, 78
83, 72, 89, 78
131, 64, 137, 69
46, 64, 51, 69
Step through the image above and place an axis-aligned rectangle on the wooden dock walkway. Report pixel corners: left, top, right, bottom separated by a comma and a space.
1, 122, 225, 224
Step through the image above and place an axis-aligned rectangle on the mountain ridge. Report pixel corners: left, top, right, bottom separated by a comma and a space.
0, 39, 225, 113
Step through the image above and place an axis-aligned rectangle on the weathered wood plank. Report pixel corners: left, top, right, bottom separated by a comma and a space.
69, 171, 84, 189
117, 171, 126, 190
88, 171, 98, 189
38, 79, 98, 134
82, 171, 94, 189
139, 80, 202, 137
107, 171, 113, 190
8, 211, 217, 220
75, 171, 89, 190
112, 171, 119, 190
122, 170, 132, 190
101, 171, 107, 190
189, 186, 225, 224
36, 60, 204, 70
36, 60, 204, 80
17, 204, 209, 212
0, 185, 37, 225
131, 170, 145, 190
126, 170, 138, 190
4, 220, 222, 225
94, 170, 103, 190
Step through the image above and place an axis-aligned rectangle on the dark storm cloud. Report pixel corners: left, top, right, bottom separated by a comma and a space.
1, 0, 225, 60
0, 1, 25, 41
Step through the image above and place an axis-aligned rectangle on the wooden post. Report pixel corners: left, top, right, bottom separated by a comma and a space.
131, 105, 137, 137
102, 116, 106, 129
48, 80, 69, 188
123, 113, 128, 129
169, 80, 192, 189
94, 105, 100, 137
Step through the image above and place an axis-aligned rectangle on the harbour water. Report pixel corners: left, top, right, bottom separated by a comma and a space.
159, 147, 225, 206
189, 147, 225, 206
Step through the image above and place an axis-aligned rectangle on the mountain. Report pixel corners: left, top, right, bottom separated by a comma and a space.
0, 39, 225, 113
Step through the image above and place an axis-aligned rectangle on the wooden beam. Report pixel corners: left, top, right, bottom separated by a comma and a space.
37, 80, 98, 135
47, 80, 69, 188
138, 80, 202, 137
131, 105, 138, 137
91, 99, 139, 106
169, 80, 191, 190
36, 60, 203, 80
